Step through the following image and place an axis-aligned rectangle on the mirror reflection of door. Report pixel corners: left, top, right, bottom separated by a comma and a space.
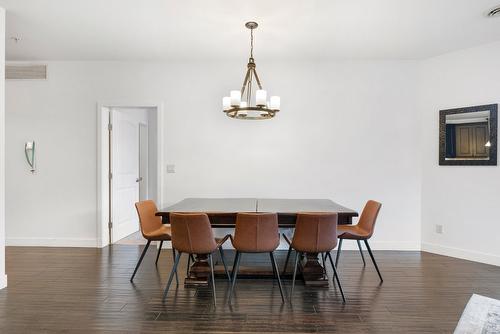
455, 123, 489, 158
445, 110, 490, 160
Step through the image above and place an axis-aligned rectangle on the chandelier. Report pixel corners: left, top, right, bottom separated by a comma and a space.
222, 22, 280, 120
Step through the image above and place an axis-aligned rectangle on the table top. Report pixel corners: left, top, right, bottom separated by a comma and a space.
157, 198, 358, 216
158, 198, 257, 213
257, 198, 357, 215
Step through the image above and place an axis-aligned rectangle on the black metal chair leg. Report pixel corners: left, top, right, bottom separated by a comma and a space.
269, 252, 285, 303
228, 251, 241, 302
171, 248, 179, 284
186, 253, 191, 278
130, 240, 151, 282
356, 240, 366, 266
335, 239, 343, 267
364, 240, 383, 282
271, 254, 278, 278
208, 253, 217, 307
155, 241, 163, 266
290, 251, 300, 300
327, 251, 346, 304
321, 252, 328, 277
162, 251, 182, 301
282, 245, 293, 275
218, 246, 231, 282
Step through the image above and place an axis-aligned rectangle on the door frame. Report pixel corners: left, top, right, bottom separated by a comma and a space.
138, 122, 149, 201
96, 102, 164, 248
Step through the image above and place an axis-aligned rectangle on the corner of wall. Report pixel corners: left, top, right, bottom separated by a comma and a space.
0, 6, 6, 289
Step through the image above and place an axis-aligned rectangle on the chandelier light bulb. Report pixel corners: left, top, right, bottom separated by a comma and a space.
256, 90, 267, 106
230, 90, 241, 107
222, 97, 231, 110
485, 141, 491, 147
270, 96, 280, 110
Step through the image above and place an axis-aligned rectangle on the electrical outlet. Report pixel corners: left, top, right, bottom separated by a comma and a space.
166, 164, 175, 173
435, 224, 444, 234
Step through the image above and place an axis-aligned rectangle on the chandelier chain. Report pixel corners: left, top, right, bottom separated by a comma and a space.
250, 28, 254, 59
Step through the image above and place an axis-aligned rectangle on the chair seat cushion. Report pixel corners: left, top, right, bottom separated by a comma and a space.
337, 224, 370, 240
143, 225, 172, 241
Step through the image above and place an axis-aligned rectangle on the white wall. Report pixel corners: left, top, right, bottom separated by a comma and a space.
5, 60, 421, 249
0, 7, 7, 289
420, 41, 500, 266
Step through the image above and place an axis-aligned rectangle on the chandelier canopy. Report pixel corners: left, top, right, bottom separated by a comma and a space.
222, 22, 280, 120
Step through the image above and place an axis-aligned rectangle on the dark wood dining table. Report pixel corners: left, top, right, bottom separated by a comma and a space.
156, 198, 358, 287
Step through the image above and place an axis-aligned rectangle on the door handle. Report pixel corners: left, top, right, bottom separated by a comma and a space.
136, 177, 143, 182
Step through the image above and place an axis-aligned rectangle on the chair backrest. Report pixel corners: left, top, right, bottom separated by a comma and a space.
357, 200, 382, 238
169, 213, 217, 254
292, 212, 338, 253
233, 213, 279, 252
135, 200, 163, 238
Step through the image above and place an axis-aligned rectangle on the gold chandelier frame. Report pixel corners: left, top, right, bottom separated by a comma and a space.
223, 22, 280, 120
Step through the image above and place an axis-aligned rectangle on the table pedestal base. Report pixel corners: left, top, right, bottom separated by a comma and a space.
300, 252, 329, 287
183, 251, 329, 288
184, 254, 211, 286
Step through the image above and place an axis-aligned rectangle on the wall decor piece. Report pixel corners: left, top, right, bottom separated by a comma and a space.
439, 104, 497, 165
24, 141, 36, 172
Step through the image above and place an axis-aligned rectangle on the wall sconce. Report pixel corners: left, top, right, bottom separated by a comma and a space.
25, 141, 36, 173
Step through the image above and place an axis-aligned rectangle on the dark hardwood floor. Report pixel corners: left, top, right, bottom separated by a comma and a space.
0, 245, 499, 333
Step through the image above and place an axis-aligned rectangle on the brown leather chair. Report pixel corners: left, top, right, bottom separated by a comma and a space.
287, 212, 345, 303
131, 200, 177, 282
163, 213, 230, 306
228, 213, 285, 303
336, 200, 383, 282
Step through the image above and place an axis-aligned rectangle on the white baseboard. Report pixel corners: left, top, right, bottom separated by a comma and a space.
0, 274, 7, 289
334, 240, 421, 251
422, 242, 500, 267
6, 237, 98, 248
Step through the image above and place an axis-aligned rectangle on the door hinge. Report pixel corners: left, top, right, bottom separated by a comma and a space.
108, 221, 113, 229
108, 123, 113, 131
109, 172, 112, 180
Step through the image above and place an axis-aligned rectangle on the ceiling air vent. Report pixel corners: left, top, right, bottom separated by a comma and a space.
5, 64, 47, 80
487, 6, 500, 17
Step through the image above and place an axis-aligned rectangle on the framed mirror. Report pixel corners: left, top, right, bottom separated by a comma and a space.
439, 104, 497, 166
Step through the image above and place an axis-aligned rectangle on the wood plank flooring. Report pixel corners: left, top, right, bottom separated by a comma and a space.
0, 245, 499, 333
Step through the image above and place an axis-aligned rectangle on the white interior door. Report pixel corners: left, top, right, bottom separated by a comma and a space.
111, 109, 141, 242
138, 123, 149, 201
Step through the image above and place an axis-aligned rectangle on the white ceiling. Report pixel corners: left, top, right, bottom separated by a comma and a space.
1, 0, 500, 61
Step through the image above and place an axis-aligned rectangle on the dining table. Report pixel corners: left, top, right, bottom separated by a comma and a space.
156, 198, 358, 287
